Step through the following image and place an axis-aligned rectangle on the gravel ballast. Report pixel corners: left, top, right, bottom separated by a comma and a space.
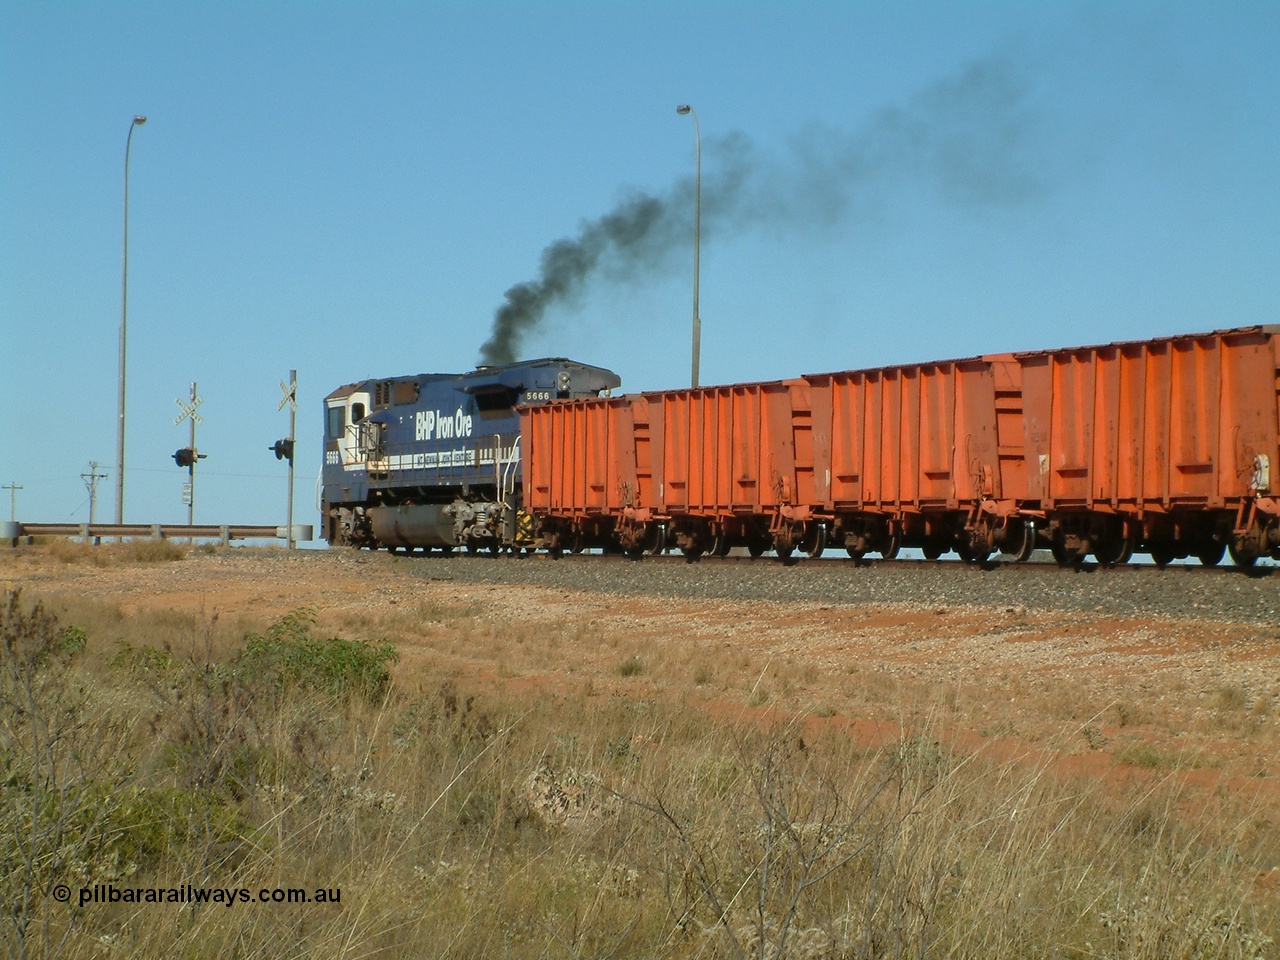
403, 554, 1280, 626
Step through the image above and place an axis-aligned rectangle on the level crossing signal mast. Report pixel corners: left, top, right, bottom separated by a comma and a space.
277, 370, 298, 550
173, 383, 205, 523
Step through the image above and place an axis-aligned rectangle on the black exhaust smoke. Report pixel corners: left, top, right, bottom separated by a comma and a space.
478, 58, 1039, 367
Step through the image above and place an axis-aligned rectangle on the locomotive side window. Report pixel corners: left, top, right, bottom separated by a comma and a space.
326, 406, 345, 439
352, 402, 366, 422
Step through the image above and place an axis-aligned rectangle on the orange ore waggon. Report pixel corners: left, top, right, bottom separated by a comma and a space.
520, 326, 1280, 566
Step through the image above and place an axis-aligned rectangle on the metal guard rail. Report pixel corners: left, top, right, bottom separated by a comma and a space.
2, 522, 313, 546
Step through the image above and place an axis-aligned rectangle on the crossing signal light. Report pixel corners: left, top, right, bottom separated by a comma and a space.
172, 447, 195, 468
269, 438, 295, 464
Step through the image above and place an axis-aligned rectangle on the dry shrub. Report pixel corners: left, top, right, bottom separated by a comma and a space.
1, 587, 1277, 960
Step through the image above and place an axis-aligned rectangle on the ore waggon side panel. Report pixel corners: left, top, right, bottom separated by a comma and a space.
654, 381, 799, 556
521, 394, 647, 552
802, 357, 1021, 561
1007, 325, 1280, 564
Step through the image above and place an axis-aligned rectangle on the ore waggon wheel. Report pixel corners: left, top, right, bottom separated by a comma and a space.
1197, 542, 1226, 567
1051, 541, 1088, 567
1003, 519, 1035, 563
803, 523, 827, 559
1093, 535, 1133, 567
1228, 542, 1259, 569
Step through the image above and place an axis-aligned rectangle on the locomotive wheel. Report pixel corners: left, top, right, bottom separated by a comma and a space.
1197, 542, 1226, 567
1228, 542, 1259, 568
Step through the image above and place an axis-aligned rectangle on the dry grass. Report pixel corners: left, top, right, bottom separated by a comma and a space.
44, 539, 188, 566
1, 586, 1277, 959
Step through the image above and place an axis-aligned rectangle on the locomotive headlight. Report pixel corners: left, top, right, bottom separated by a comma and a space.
556, 371, 572, 394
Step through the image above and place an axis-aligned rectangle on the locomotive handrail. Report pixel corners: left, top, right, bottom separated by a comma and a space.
501, 434, 521, 501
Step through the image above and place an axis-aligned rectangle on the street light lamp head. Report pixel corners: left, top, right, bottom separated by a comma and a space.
133, 115, 147, 125
676, 104, 691, 115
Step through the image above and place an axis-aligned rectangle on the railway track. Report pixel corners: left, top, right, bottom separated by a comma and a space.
389, 545, 1277, 576
394, 545, 1280, 625
634, 553, 1278, 576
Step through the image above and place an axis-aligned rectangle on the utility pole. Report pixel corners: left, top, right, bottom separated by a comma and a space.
3, 482, 21, 522
81, 463, 108, 542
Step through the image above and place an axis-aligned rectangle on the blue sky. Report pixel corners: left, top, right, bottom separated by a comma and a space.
3, 1, 1278, 535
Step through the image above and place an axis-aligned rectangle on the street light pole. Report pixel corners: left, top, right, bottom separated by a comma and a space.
676, 104, 701, 389
115, 114, 147, 525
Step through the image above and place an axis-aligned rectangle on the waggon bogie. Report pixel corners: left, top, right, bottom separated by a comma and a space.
833, 514, 896, 561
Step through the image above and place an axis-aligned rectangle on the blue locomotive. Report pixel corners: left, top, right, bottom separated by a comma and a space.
321, 358, 620, 551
